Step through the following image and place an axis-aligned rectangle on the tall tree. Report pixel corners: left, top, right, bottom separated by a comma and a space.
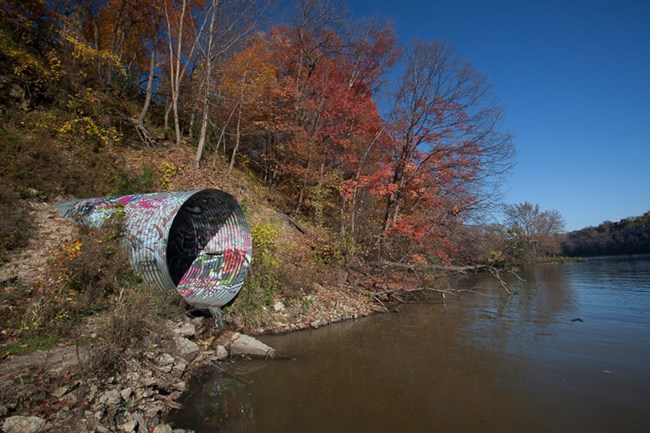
375, 40, 514, 260
336, 20, 399, 236
285, 0, 347, 215
194, 0, 263, 168
137, 6, 162, 124
503, 202, 566, 257
162, 0, 207, 146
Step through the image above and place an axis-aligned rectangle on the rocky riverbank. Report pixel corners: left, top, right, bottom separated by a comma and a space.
1, 301, 382, 433
1, 259, 379, 431
0, 199, 383, 432
0, 316, 280, 433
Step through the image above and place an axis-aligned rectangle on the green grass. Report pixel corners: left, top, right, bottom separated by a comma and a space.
538, 256, 587, 264
1, 334, 59, 356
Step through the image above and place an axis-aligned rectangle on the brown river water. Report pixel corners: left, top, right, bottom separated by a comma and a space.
172, 255, 650, 433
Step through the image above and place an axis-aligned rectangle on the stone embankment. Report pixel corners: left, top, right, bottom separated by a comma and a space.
0, 319, 277, 433
225, 283, 383, 335
0, 293, 381, 432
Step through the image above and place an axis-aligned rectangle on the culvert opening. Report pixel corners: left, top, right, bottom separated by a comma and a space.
166, 190, 251, 309
55, 189, 251, 311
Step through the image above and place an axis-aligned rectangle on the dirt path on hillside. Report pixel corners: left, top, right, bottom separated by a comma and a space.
0, 200, 75, 288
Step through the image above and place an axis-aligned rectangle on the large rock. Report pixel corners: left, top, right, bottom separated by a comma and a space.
174, 336, 200, 362
98, 389, 121, 406
157, 353, 175, 373
230, 333, 276, 358
172, 322, 196, 338
153, 424, 173, 433
120, 420, 138, 433
2, 416, 48, 433
215, 345, 228, 360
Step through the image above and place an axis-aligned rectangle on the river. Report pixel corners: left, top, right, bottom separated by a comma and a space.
172, 255, 650, 433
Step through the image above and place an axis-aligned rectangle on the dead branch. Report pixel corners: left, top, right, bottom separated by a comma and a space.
346, 283, 459, 308
486, 267, 515, 295
367, 261, 491, 273
128, 117, 164, 147
365, 261, 522, 296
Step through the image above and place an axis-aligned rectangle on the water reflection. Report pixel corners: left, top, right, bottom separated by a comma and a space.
181, 372, 255, 432
455, 265, 578, 359
173, 256, 650, 433
178, 310, 540, 433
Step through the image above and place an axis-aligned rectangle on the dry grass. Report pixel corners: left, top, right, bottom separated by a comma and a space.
0, 181, 32, 264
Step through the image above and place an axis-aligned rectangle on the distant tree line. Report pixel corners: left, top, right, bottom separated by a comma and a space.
562, 212, 650, 257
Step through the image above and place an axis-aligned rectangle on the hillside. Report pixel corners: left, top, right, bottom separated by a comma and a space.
0, 0, 518, 343
562, 212, 650, 257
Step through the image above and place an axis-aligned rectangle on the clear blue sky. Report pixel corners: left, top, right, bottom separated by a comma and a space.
347, 0, 650, 231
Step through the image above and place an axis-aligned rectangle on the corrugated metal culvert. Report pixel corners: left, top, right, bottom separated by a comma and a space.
55, 189, 252, 314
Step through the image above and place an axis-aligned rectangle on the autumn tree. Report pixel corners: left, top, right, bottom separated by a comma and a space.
162, 0, 208, 146
276, 0, 349, 216
0, 0, 59, 94
95, 0, 151, 85
503, 202, 566, 258
336, 20, 399, 236
136, 2, 164, 124
256, 9, 399, 230
209, 33, 278, 169
193, 0, 264, 168
370, 40, 514, 262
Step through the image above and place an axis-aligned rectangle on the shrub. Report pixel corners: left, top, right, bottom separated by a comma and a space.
310, 232, 344, 265
86, 283, 184, 377
114, 167, 156, 195
224, 221, 326, 331
251, 221, 280, 257
3, 216, 186, 359
55, 219, 135, 313
223, 222, 283, 330
0, 125, 118, 198
58, 116, 122, 151
157, 162, 183, 190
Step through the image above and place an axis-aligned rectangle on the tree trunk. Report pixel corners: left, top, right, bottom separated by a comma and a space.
211, 101, 239, 168
347, 128, 384, 235
171, 93, 182, 145
195, 100, 210, 168
164, 0, 187, 146
163, 0, 211, 146
138, 47, 156, 124
164, 97, 172, 134
229, 103, 243, 170
294, 141, 313, 216
229, 71, 248, 170
195, 3, 217, 169
189, 112, 195, 141
312, 161, 326, 226
105, 0, 127, 87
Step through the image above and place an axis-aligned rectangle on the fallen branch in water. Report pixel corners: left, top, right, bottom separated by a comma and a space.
485, 267, 516, 295
367, 261, 484, 273
364, 261, 522, 296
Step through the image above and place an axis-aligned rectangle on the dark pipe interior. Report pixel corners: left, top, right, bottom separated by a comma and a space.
166, 190, 235, 286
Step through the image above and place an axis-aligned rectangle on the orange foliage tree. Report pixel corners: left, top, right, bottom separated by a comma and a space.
374, 40, 514, 262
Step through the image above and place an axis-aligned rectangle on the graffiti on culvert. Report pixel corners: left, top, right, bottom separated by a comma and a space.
55, 189, 252, 310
